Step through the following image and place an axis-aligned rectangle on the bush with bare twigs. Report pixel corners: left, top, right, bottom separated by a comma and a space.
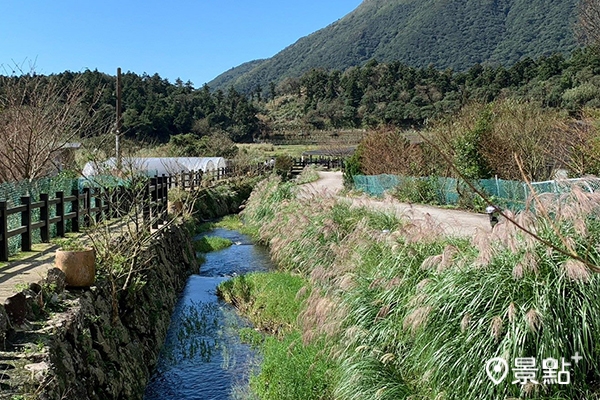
0, 70, 110, 182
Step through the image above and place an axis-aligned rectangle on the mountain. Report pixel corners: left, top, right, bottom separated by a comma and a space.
208, 0, 579, 93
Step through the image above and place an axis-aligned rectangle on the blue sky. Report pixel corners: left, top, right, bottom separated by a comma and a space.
1, 0, 363, 87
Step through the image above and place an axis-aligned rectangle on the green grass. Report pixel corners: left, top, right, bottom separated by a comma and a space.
294, 165, 321, 184
218, 271, 308, 335
214, 214, 258, 237
250, 332, 338, 400
193, 236, 233, 253
237, 143, 319, 159
219, 271, 338, 400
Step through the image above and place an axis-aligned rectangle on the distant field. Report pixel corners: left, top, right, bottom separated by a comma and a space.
236, 143, 320, 159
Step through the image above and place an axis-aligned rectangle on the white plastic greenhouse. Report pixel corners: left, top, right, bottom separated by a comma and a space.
82, 157, 227, 177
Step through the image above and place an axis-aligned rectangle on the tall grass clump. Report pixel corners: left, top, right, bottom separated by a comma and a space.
295, 164, 321, 184
218, 271, 338, 400
334, 235, 472, 400
240, 176, 600, 399
336, 188, 600, 399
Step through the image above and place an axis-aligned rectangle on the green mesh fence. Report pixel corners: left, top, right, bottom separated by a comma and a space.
0, 173, 82, 256
354, 175, 531, 210
80, 175, 130, 189
354, 174, 600, 211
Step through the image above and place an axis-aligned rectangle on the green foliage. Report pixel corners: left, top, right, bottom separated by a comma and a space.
0, 70, 260, 145
343, 146, 363, 188
453, 107, 493, 180
250, 332, 338, 400
274, 155, 294, 181
169, 132, 239, 158
393, 176, 441, 205
52, 236, 89, 252
192, 178, 259, 221
209, 0, 578, 94
193, 236, 232, 253
218, 271, 309, 335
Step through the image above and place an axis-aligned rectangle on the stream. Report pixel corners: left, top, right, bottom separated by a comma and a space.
143, 228, 273, 400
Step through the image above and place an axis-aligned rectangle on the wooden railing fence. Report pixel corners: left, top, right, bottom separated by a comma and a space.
0, 167, 254, 262
291, 156, 345, 175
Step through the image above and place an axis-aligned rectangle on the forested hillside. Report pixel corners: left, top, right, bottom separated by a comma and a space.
2, 45, 600, 146
262, 48, 600, 133
13, 70, 262, 144
208, 0, 579, 94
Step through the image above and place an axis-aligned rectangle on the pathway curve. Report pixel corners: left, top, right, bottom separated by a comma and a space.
302, 171, 491, 237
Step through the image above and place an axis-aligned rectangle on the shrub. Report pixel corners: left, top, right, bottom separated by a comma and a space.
393, 176, 441, 204
343, 147, 362, 188
274, 155, 294, 181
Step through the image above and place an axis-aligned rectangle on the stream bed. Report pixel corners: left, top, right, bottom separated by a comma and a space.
144, 228, 272, 400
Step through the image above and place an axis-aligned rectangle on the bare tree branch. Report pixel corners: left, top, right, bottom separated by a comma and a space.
0, 66, 110, 182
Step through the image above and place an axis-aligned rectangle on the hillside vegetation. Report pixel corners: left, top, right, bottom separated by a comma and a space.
4, 46, 600, 183
208, 0, 579, 93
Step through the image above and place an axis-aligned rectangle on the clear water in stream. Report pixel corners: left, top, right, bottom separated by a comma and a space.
144, 228, 273, 400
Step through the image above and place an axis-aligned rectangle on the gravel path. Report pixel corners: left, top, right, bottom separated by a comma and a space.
302, 171, 491, 237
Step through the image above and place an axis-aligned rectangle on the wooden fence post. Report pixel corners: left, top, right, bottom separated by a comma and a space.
0, 201, 7, 261
162, 175, 168, 219
96, 188, 103, 223
105, 187, 111, 220
40, 194, 50, 242
20, 196, 32, 252
83, 188, 91, 228
143, 179, 151, 228
71, 189, 80, 232
150, 177, 158, 229
56, 191, 65, 237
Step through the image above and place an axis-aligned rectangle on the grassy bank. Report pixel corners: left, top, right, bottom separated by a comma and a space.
218, 271, 338, 400
226, 176, 600, 400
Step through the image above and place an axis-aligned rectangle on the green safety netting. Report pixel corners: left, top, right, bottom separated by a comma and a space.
351, 174, 583, 211
0, 173, 132, 257
0, 173, 80, 256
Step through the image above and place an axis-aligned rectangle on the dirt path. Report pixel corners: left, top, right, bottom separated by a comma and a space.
303, 171, 490, 237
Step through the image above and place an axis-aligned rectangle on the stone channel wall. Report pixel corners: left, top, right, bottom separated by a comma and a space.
0, 223, 197, 400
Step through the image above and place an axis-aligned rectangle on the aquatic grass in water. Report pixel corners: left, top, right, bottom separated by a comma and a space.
218, 271, 309, 336
194, 236, 233, 253
158, 302, 221, 366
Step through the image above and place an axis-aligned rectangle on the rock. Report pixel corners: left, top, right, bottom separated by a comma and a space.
45, 268, 66, 293
0, 305, 8, 348
4, 292, 30, 326
29, 282, 42, 294
24, 361, 49, 381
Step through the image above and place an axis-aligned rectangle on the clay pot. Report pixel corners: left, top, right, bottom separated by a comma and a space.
55, 248, 96, 287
